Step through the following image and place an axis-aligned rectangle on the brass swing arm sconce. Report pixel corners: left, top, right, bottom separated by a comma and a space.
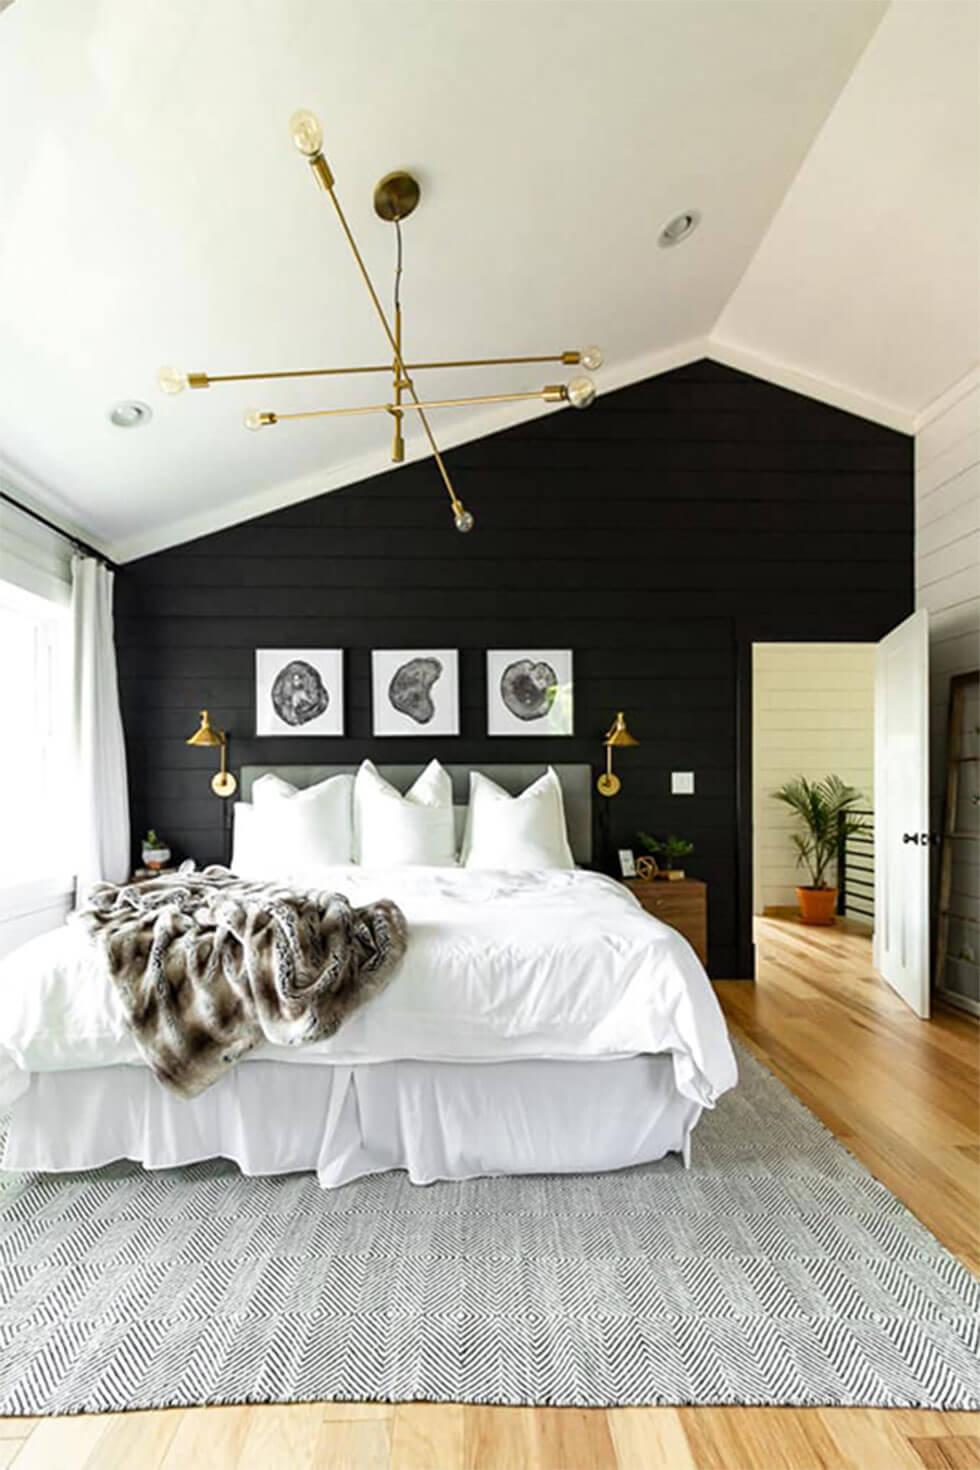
597, 711, 639, 797
186, 710, 237, 799
159, 110, 603, 534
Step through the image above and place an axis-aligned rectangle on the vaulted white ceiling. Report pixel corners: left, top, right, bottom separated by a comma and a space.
0, 0, 975, 561
716, 0, 980, 425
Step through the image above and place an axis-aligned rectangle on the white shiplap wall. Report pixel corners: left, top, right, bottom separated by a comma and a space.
753, 642, 875, 917
915, 373, 980, 1012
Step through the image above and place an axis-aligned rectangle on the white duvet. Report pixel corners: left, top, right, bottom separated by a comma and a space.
0, 868, 737, 1110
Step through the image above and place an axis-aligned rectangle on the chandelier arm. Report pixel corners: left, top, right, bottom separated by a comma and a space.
265, 386, 565, 424
187, 353, 581, 389
203, 365, 392, 385
400, 389, 563, 411
321, 181, 465, 514
272, 402, 394, 420
391, 217, 406, 462
410, 353, 581, 369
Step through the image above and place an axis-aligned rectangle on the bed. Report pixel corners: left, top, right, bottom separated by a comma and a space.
0, 764, 737, 1186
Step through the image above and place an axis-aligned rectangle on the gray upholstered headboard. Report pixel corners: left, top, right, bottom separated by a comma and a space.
239, 763, 593, 865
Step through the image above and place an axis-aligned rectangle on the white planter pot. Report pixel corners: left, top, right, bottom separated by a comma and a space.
141, 847, 170, 870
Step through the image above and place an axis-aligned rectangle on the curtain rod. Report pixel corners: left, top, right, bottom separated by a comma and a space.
0, 489, 117, 571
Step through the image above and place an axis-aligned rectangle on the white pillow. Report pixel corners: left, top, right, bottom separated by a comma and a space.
230, 801, 261, 878
461, 767, 575, 870
251, 773, 306, 805
354, 759, 456, 867
231, 772, 354, 878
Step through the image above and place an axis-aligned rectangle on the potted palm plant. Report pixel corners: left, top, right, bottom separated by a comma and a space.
773, 775, 869, 925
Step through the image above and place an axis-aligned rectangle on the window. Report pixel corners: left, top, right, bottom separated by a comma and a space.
0, 579, 71, 886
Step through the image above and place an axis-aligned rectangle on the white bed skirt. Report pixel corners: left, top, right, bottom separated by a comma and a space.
2, 1055, 701, 1187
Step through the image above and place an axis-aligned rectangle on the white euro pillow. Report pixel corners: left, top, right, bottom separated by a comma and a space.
232, 772, 354, 878
461, 767, 575, 870
354, 759, 456, 867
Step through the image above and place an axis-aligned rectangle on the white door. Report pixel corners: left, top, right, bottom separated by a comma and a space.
874, 609, 931, 1017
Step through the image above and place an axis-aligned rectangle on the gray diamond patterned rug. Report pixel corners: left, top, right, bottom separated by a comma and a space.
0, 1042, 978, 1415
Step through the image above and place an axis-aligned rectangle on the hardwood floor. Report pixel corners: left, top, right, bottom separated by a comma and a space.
1, 914, 977, 1469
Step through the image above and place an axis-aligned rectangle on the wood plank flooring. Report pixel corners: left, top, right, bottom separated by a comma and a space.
1, 913, 976, 1469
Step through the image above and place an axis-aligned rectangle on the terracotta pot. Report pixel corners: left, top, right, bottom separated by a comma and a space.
796, 886, 838, 926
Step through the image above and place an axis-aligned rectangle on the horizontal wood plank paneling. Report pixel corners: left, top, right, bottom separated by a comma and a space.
116, 361, 913, 976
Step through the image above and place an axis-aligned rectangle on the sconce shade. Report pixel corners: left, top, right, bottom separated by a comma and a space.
187, 709, 225, 747
603, 711, 639, 748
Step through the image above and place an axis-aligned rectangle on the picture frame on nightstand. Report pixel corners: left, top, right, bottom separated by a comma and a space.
617, 848, 637, 878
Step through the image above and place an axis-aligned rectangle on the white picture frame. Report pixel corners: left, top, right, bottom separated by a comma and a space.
372, 649, 459, 736
618, 848, 637, 879
486, 649, 574, 736
255, 648, 344, 736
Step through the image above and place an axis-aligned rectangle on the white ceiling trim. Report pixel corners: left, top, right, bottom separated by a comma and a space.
0, 456, 114, 564
113, 337, 710, 561
114, 330, 918, 562
913, 365, 980, 436
9, 324, 920, 566
704, 336, 916, 435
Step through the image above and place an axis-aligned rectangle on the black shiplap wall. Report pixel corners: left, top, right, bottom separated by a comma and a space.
115, 360, 913, 974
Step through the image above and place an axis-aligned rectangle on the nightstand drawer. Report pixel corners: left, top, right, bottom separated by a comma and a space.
623, 878, 708, 967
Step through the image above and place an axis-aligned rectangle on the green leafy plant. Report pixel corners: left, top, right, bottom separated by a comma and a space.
637, 831, 694, 869
143, 830, 166, 850
773, 775, 869, 890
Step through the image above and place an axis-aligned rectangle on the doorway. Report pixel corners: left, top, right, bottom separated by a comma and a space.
751, 641, 876, 936
737, 612, 936, 1018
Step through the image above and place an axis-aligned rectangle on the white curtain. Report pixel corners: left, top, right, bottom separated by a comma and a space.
72, 556, 130, 899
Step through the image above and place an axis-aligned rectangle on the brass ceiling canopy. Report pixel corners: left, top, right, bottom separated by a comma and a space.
373, 170, 421, 222
159, 109, 603, 533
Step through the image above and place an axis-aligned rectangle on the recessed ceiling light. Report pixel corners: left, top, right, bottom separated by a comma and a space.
108, 400, 152, 429
658, 210, 701, 248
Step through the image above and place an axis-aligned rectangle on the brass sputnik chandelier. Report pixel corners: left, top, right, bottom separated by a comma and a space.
159, 109, 602, 533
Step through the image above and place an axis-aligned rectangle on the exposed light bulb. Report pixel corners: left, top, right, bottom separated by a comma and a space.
454, 506, 475, 534
565, 376, 597, 410
158, 365, 188, 395
579, 346, 603, 371
289, 108, 323, 157
244, 410, 274, 431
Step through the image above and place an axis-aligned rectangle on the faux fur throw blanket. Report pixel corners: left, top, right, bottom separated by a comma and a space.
77, 867, 408, 1099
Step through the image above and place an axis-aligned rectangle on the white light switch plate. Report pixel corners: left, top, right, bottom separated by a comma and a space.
671, 771, 695, 795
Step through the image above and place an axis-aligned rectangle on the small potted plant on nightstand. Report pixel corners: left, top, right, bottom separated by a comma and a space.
141, 830, 171, 871
637, 832, 694, 880
773, 774, 869, 925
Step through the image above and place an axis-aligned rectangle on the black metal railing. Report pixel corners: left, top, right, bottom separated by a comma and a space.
838, 809, 874, 920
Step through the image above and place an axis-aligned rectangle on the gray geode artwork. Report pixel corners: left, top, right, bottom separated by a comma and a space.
255, 649, 344, 736
487, 650, 573, 736
271, 660, 330, 726
372, 650, 459, 736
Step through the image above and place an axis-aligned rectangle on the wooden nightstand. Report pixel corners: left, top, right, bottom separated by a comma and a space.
623, 878, 708, 966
